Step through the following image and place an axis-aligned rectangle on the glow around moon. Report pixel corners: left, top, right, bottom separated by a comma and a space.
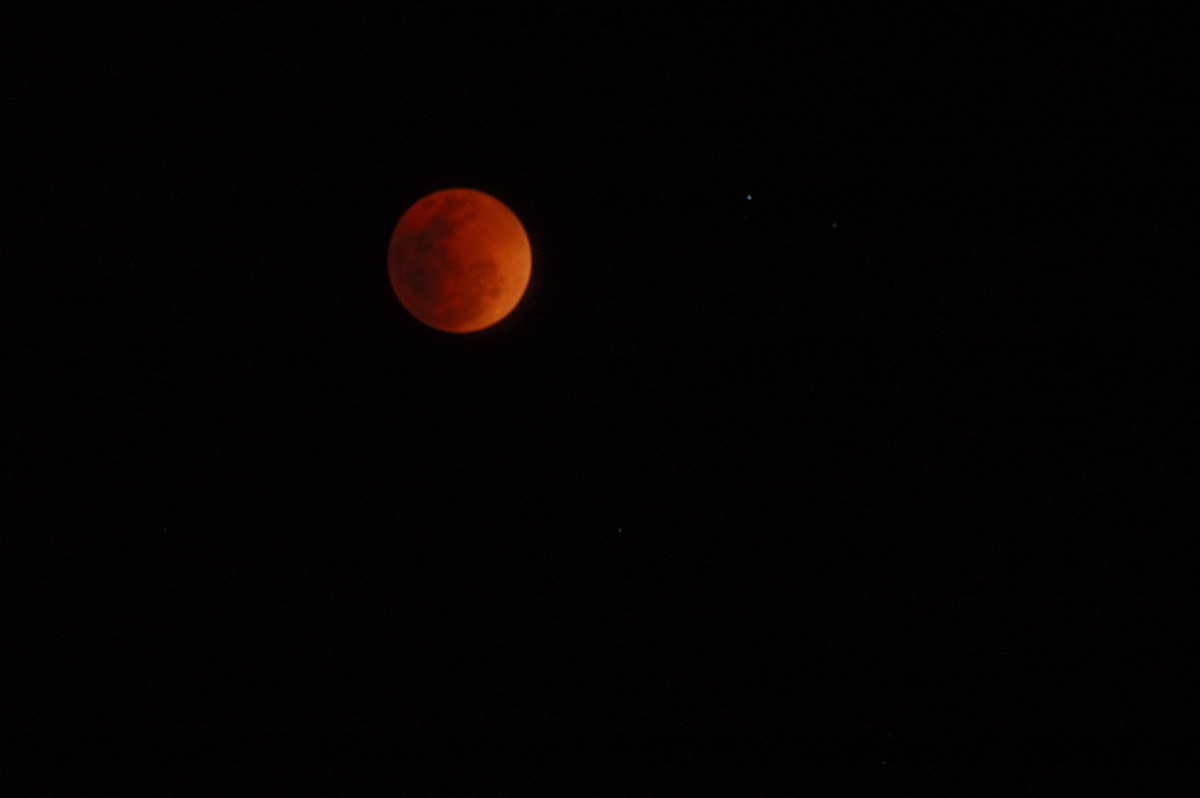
387, 188, 532, 333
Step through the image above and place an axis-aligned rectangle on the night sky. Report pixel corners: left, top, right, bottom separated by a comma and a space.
6, 5, 1192, 792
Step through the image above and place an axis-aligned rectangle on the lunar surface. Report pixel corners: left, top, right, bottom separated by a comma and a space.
388, 188, 532, 332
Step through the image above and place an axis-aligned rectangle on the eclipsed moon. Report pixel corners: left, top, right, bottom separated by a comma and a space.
387, 188, 532, 333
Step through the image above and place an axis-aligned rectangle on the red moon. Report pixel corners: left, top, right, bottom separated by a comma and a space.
387, 188, 532, 333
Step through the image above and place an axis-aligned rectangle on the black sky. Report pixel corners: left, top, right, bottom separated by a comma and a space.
5, 5, 1193, 792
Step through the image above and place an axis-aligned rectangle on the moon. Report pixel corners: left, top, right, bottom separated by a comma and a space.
387, 188, 532, 333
